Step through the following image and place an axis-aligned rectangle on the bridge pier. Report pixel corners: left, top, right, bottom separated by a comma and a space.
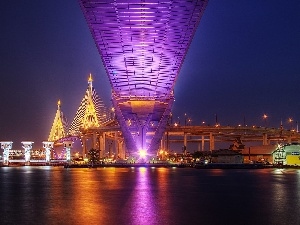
262, 133, 268, 145
63, 140, 73, 163
99, 134, 104, 158
118, 140, 126, 159
209, 133, 215, 151
43, 141, 54, 164
81, 136, 87, 158
0, 141, 13, 166
101, 133, 106, 158
183, 133, 187, 155
114, 131, 118, 158
92, 131, 98, 150
22, 141, 34, 166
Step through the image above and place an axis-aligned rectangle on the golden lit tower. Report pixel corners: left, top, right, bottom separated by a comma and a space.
68, 74, 109, 135
48, 100, 69, 142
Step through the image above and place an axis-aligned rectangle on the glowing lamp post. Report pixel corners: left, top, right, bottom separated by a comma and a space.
263, 114, 268, 127
22, 141, 34, 165
43, 141, 54, 163
288, 118, 293, 130
63, 140, 73, 163
0, 141, 13, 166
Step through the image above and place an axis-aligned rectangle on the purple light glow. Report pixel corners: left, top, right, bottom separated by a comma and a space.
138, 149, 147, 158
130, 168, 157, 224
80, 0, 208, 98
80, 0, 209, 153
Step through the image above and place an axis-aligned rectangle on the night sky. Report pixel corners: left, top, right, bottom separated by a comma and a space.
0, 0, 299, 149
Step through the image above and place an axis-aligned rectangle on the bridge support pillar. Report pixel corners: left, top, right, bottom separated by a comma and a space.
99, 134, 104, 158
209, 133, 214, 151
102, 133, 106, 157
114, 132, 118, 158
119, 140, 126, 159
166, 132, 169, 153
22, 141, 34, 166
183, 133, 187, 155
63, 140, 73, 163
42, 141, 54, 164
262, 133, 268, 145
92, 131, 97, 150
82, 136, 87, 158
0, 141, 13, 166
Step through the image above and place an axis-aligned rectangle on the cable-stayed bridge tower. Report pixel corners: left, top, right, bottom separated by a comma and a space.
79, 0, 209, 154
69, 74, 109, 156
68, 74, 108, 136
48, 100, 69, 142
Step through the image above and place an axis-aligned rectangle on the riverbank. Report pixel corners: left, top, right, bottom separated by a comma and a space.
1, 162, 299, 169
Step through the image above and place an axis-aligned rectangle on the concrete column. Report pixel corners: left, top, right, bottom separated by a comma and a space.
118, 141, 125, 159
82, 136, 87, 157
118, 141, 122, 159
166, 132, 169, 152
22, 141, 34, 166
92, 131, 97, 149
63, 140, 73, 163
108, 142, 112, 158
262, 133, 268, 145
122, 141, 127, 159
202, 135, 205, 151
102, 133, 106, 157
0, 141, 13, 166
114, 132, 118, 158
42, 141, 54, 164
183, 133, 187, 155
209, 133, 214, 151
99, 135, 104, 158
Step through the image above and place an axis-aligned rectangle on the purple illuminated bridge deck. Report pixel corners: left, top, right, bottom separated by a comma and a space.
79, 0, 208, 155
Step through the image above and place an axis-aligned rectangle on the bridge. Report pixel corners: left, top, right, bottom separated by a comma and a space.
2, 73, 300, 165
78, 0, 209, 155
2, 0, 300, 164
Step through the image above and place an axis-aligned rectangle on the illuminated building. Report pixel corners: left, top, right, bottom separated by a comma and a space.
79, 0, 209, 153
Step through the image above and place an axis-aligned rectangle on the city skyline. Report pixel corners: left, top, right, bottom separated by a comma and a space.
0, 0, 299, 149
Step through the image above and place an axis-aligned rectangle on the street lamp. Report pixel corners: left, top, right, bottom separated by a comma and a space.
288, 117, 293, 130
262, 114, 268, 127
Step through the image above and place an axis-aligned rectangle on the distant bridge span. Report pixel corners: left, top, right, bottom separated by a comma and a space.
82, 123, 300, 153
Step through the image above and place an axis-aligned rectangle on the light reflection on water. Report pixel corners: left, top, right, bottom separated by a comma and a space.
129, 167, 156, 225
1, 167, 300, 225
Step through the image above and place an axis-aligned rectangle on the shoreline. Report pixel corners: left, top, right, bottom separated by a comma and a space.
1, 162, 299, 169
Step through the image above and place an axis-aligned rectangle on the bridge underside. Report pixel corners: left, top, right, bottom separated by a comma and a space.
79, 0, 208, 154
112, 93, 174, 153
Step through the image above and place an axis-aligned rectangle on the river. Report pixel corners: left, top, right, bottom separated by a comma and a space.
0, 166, 299, 225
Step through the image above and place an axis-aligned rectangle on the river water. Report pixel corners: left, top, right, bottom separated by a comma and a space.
0, 166, 299, 225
